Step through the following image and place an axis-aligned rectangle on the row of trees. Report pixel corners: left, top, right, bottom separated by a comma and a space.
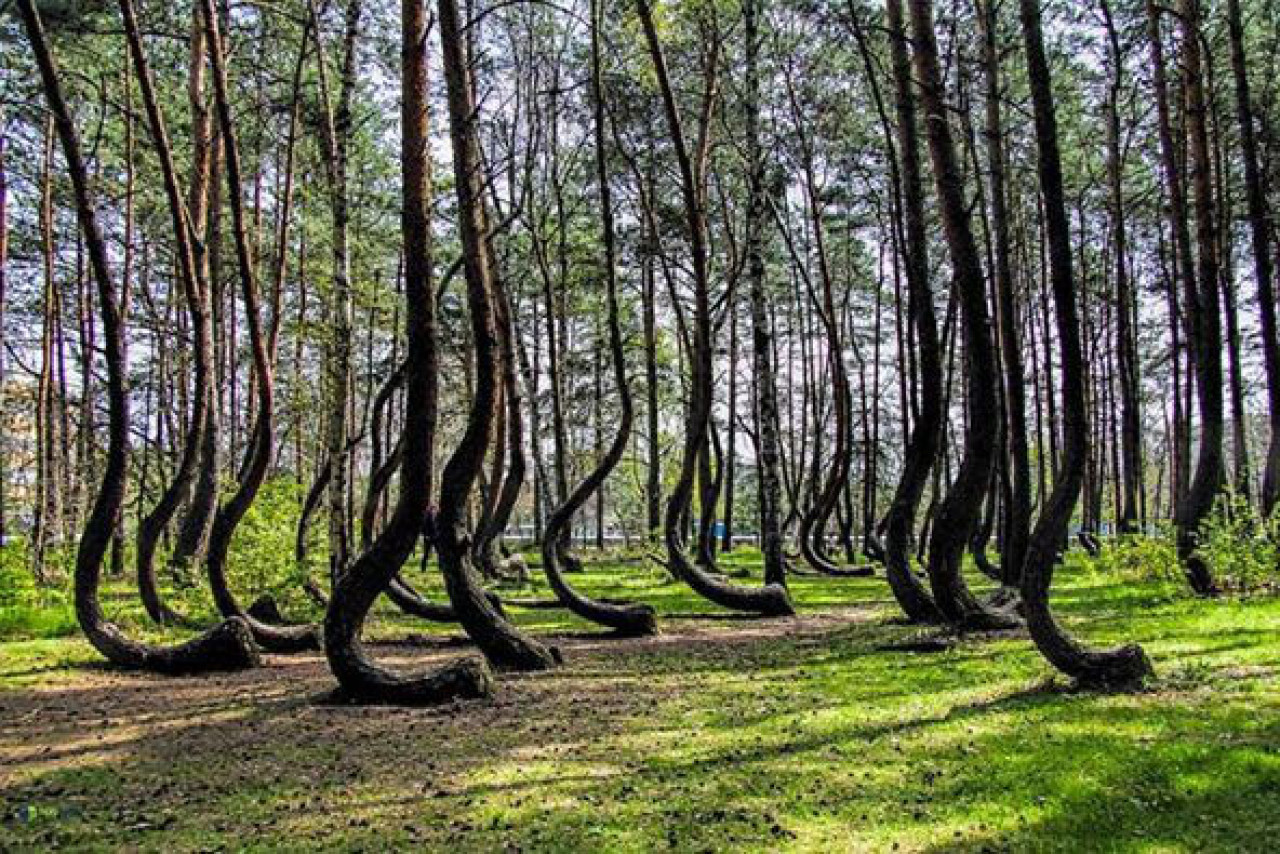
3, 0, 1277, 699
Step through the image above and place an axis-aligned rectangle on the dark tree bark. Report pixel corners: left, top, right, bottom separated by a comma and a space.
1170, 0, 1224, 596
359, 361, 407, 551
170, 0, 223, 577
198, 0, 321, 650
978, 0, 1031, 581
637, 0, 793, 617
642, 169, 663, 539
908, 0, 1017, 631
119, 0, 216, 628
18, 0, 258, 674
435, 0, 559, 670
1100, 0, 1144, 534
1016, 0, 1152, 687
779, 74, 869, 580
880, 0, 945, 624
323, 0, 494, 705
744, 0, 786, 588
473, 270, 526, 578
722, 306, 738, 553
538, 0, 658, 636
1226, 0, 1280, 514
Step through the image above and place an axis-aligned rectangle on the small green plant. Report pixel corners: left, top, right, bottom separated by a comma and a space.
0, 544, 77, 640
1091, 529, 1181, 584
226, 477, 321, 618
1197, 494, 1280, 592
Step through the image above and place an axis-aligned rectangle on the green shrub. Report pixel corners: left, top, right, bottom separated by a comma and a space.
1092, 529, 1182, 584
225, 477, 322, 618
0, 544, 78, 640
1197, 494, 1280, 592
1092, 498, 1280, 594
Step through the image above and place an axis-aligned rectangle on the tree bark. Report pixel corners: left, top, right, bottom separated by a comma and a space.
119, 0, 216, 627
978, 0, 1031, 580
198, 0, 321, 650
1226, 0, 1280, 514
1170, 0, 1223, 595
1016, 0, 1151, 686
1100, 0, 1144, 534
881, 0, 945, 624
637, 0, 792, 617
323, 0, 494, 704
908, 0, 1016, 631
744, 0, 786, 588
538, 0, 658, 636
19, 0, 258, 674
435, 0, 560, 670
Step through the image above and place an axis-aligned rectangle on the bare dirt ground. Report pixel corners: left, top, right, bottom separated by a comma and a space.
0, 607, 878, 850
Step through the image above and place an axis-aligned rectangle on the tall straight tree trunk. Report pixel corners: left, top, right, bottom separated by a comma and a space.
310, 0, 363, 582
1016, 0, 1151, 685
744, 0, 786, 587
642, 171, 663, 539
979, 0, 1030, 581
1100, 0, 1143, 533
722, 305, 738, 553
1226, 0, 1280, 514
1172, 0, 1224, 595
1211, 89, 1250, 498
171, 0, 220, 576
35, 119, 61, 582
1147, 0, 1205, 574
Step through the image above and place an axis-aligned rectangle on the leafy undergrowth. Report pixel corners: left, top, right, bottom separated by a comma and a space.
1, 553, 1278, 852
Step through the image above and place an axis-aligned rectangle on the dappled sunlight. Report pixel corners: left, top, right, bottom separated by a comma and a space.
2, 562, 1279, 850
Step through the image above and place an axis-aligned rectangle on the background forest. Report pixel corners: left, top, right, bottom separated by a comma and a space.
1, 0, 1279, 849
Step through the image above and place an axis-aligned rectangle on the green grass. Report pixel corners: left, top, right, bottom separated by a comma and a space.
1, 551, 1278, 852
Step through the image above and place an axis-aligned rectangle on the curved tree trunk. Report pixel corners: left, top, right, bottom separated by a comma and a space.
1016, 0, 1152, 686
295, 458, 332, 566
924, 15, 1012, 619
879, 0, 945, 624
359, 361, 407, 550
119, 0, 214, 628
637, 0, 793, 617
20, 0, 258, 674
473, 270, 525, 578
323, 0, 494, 704
167, 1, 224, 584
539, 0, 658, 637
199, 0, 320, 651
434, 0, 559, 671
909, 0, 1017, 631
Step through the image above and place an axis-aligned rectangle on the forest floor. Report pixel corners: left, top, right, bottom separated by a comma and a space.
1, 553, 1279, 852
